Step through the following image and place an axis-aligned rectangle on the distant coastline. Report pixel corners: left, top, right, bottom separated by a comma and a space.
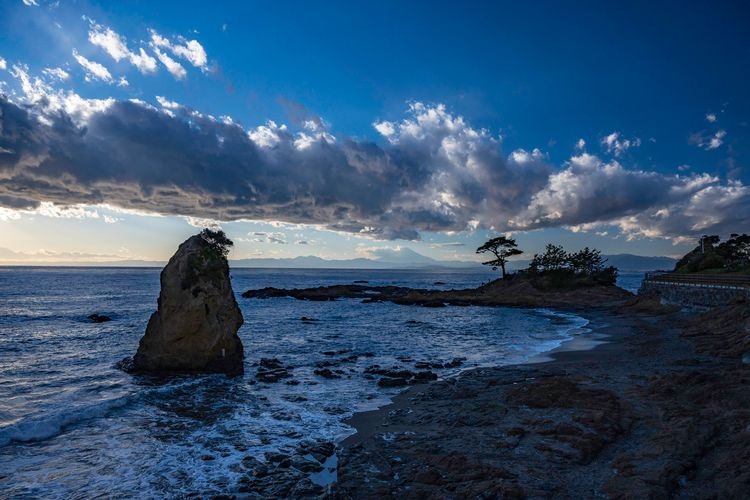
0, 253, 677, 271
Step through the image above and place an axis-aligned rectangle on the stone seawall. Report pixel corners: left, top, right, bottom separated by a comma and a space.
639, 280, 749, 307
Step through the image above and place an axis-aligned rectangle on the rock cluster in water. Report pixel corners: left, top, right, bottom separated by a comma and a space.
130, 232, 244, 375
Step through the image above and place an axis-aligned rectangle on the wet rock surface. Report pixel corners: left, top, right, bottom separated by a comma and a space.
255, 357, 294, 383
232, 439, 337, 498
333, 305, 750, 498
130, 233, 244, 375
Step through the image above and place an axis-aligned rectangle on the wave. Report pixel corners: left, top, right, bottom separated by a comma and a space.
0, 395, 134, 447
0, 375, 213, 448
534, 308, 590, 336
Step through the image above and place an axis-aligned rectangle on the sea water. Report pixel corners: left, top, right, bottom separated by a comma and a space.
0, 267, 637, 497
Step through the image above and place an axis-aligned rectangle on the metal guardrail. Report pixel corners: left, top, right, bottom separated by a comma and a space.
643, 271, 750, 289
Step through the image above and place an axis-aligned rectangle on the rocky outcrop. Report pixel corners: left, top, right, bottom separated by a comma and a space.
242, 275, 633, 309
131, 232, 244, 375
88, 313, 112, 323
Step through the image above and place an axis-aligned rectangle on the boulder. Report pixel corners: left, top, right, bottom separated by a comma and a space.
131, 230, 244, 375
88, 313, 112, 323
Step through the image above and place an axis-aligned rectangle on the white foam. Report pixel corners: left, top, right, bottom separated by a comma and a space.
0, 394, 132, 447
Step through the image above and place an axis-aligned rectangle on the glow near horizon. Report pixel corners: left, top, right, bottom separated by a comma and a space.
0, 203, 691, 264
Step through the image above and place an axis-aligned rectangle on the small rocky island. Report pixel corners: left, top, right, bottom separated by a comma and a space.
243, 241, 632, 310
125, 229, 245, 375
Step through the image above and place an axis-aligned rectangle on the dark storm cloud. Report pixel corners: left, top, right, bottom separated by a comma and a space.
0, 95, 552, 238
1, 94, 748, 242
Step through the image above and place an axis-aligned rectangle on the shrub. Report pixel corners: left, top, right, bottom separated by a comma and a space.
200, 228, 234, 259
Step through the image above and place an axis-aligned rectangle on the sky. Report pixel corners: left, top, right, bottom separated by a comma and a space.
0, 0, 748, 264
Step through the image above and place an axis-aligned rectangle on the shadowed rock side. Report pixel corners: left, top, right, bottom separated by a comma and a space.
131, 234, 244, 375
242, 273, 633, 309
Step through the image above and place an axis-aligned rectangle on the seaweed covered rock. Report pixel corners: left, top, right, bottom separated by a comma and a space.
131, 230, 244, 375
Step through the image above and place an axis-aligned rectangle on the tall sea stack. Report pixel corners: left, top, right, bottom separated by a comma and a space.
132, 230, 245, 375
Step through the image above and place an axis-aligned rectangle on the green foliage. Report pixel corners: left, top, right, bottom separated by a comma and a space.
593, 266, 619, 285
529, 244, 568, 273
200, 228, 234, 259
568, 247, 605, 275
717, 233, 750, 270
476, 236, 523, 278
674, 234, 750, 273
526, 244, 617, 286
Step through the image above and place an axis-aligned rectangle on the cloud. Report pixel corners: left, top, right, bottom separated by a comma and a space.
72, 49, 113, 83
248, 120, 286, 148
267, 235, 287, 244
706, 113, 717, 123
0, 57, 6, 71
0, 200, 103, 221
22, 0, 39, 6
689, 129, 726, 150
9, 65, 115, 124
600, 131, 641, 156
510, 153, 749, 242
575, 138, 585, 150
0, 79, 747, 244
149, 29, 208, 71
87, 22, 158, 74
373, 120, 396, 139
0, 246, 126, 263
152, 47, 186, 80
278, 96, 326, 129
155, 95, 180, 109
42, 67, 70, 81
707, 130, 726, 150
184, 216, 220, 228
248, 231, 288, 244
430, 242, 466, 248
509, 148, 544, 164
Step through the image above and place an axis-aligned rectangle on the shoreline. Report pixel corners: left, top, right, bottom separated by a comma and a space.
339, 307, 625, 448
333, 303, 750, 497
340, 306, 609, 439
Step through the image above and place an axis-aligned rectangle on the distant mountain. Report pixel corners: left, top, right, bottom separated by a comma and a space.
231, 250, 480, 269
0, 247, 676, 271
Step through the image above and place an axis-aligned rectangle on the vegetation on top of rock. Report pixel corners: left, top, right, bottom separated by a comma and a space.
526, 244, 618, 287
200, 228, 234, 259
674, 234, 750, 273
476, 236, 523, 278
476, 237, 618, 287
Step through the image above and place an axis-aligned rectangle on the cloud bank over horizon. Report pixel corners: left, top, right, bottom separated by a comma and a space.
0, 68, 748, 245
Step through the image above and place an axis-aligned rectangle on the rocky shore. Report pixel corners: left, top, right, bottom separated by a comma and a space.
242, 274, 632, 309
332, 302, 750, 498
239, 276, 750, 497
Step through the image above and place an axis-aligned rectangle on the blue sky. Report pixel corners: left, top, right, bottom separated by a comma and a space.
0, 0, 748, 263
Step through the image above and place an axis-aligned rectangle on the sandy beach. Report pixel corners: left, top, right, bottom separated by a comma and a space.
333, 303, 750, 498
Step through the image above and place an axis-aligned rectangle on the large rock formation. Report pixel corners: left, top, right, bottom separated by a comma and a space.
131, 230, 245, 375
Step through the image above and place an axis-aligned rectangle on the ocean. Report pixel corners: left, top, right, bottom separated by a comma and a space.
0, 267, 644, 497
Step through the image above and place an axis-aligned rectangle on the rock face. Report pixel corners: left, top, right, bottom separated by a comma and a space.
132, 233, 244, 375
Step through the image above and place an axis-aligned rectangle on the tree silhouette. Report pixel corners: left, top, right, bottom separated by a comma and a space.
529, 244, 568, 273
476, 236, 523, 278
200, 228, 234, 258
568, 247, 605, 275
